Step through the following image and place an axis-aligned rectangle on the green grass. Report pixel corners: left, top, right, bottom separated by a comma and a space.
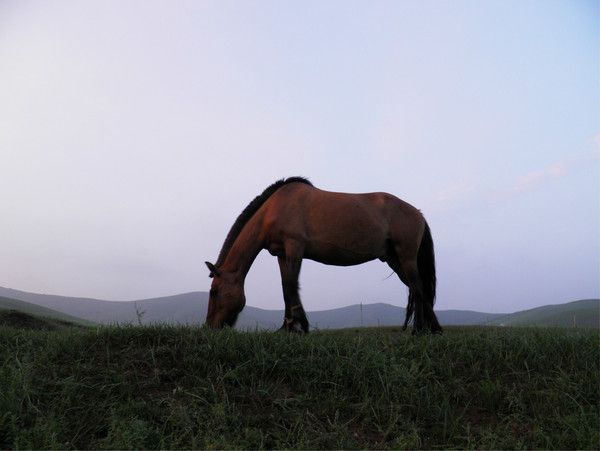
0, 324, 598, 449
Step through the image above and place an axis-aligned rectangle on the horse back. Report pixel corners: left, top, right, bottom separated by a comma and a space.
260, 182, 425, 264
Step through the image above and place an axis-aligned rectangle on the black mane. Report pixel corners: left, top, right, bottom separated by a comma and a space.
215, 177, 313, 267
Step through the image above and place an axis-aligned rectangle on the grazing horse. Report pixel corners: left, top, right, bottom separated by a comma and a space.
205, 177, 442, 334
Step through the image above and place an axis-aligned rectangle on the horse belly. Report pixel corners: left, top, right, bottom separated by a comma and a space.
303, 228, 387, 266
304, 246, 380, 266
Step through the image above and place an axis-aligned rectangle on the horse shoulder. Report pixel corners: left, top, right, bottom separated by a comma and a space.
260, 186, 310, 251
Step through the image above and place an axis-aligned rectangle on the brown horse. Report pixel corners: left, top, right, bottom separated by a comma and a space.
205, 177, 442, 334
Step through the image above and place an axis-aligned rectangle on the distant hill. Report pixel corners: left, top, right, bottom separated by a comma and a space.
0, 296, 94, 326
0, 288, 207, 326
0, 287, 597, 329
238, 303, 505, 330
0, 309, 85, 330
487, 299, 599, 328
0, 287, 504, 329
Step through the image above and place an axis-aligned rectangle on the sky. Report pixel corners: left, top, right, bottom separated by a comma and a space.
1, 0, 598, 314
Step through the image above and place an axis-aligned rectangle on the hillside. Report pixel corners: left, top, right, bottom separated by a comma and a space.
0, 296, 94, 326
0, 288, 508, 329
0, 287, 597, 329
0, 286, 503, 328
0, 310, 85, 330
0, 287, 208, 326
488, 299, 599, 328
0, 325, 597, 449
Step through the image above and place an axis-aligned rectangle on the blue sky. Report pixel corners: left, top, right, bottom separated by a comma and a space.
0, 0, 598, 313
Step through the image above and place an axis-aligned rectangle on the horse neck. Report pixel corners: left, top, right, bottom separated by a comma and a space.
220, 211, 265, 282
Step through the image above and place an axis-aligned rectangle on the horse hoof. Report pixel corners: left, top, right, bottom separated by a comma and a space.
279, 318, 307, 334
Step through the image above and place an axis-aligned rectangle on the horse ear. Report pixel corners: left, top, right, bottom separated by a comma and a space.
205, 261, 220, 278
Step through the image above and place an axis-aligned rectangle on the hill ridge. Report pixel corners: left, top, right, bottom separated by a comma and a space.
0, 286, 597, 329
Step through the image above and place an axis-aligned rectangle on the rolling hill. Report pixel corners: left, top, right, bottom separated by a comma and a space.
487, 299, 599, 328
0, 309, 85, 330
0, 288, 207, 326
0, 286, 597, 329
0, 296, 94, 326
0, 287, 504, 329
237, 303, 505, 330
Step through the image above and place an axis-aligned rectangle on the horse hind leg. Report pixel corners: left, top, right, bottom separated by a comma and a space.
426, 299, 442, 334
403, 290, 415, 331
402, 287, 439, 333
389, 237, 443, 335
386, 250, 424, 333
402, 261, 444, 335
401, 261, 427, 335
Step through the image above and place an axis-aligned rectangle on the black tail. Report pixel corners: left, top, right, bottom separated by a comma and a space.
418, 221, 436, 307
403, 221, 437, 330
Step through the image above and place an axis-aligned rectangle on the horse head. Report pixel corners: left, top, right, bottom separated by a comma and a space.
204, 261, 245, 328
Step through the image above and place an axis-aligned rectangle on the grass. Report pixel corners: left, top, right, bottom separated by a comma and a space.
0, 323, 598, 449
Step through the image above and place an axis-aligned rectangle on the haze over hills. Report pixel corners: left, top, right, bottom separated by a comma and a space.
0, 286, 597, 329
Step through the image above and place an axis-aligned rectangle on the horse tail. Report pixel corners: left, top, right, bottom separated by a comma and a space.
418, 221, 436, 307
402, 220, 436, 330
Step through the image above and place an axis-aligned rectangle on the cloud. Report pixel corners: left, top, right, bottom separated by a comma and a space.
512, 141, 600, 195
513, 162, 568, 193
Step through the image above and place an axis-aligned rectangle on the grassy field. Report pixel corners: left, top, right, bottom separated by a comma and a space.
0, 322, 598, 449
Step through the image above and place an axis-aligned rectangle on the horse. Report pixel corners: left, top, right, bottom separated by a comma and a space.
204, 177, 442, 334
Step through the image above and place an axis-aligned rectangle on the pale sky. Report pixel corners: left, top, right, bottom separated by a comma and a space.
1, 0, 598, 314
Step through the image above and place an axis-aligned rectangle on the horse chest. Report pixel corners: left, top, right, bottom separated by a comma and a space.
266, 242, 285, 258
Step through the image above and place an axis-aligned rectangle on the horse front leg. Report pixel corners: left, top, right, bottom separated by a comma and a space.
277, 243, 309, 334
